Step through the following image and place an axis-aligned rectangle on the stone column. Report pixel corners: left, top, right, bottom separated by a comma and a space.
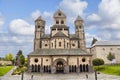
64, 65, 69, 73
77, 57, 80, 73
51, 65, 56, 74
27, 56, 31, 72
40, 58, 44, 73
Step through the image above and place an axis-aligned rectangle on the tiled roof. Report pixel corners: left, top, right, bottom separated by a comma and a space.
28, 49, 92, 56
70, 34, 79, 39
53, 32, 67, 37
51, 25, 69, 29
93, 41, 120, 46
41, 34, 50, 38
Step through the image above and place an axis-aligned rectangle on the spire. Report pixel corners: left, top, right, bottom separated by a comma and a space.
75, 15, 83, 21
54, 9, 66, 18
35, 16, 45, 22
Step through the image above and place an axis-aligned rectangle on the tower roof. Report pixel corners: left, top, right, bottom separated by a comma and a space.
54, 9, 66, 18
35, 16, 45, 22
75, 16, 83, 21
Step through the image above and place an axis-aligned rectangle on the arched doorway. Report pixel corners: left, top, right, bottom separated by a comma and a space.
53, 58, 67, 73
56, 61, 64, 73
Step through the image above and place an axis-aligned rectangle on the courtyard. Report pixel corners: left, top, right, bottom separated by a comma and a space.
0, 67, 120, 80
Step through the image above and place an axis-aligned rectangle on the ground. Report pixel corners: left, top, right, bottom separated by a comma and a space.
0, 67, 120, 80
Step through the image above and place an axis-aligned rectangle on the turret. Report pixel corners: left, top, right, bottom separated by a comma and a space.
74, 16, 86, 50
53, 9, 66, 25
34, 16, 45, 50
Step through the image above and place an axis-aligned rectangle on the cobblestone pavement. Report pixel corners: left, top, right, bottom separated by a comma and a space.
0, 67, 120, 80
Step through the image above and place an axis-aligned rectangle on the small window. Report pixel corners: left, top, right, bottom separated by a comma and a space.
58, 28, 62, 31
59, 42, 61, 47
67, 43, 69, 48
61, 20, 64, 24
34, 58, 38, 63
56, 21, 59, 24
82, 58, 86, 62
38, 26, 40, 28
46, 59, 48, 61
72, 44, 75, 46
45, 44, 48, 46
58, 13, 61, 16
79, 26, 82, 29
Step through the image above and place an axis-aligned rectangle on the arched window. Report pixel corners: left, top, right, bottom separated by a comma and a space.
59, 42, 61, 47
83, 64, 85, 72
80, 64, 82, 72
86, 64, 89, 72
38, 65, 40, 72
56, 20, 59, 24
82, 58, 86, 62
34, 58, 38, 63
35, 65, 37, 72
32, 65, 34, 72
61, 20, 64, 24
58, 13, 61, 16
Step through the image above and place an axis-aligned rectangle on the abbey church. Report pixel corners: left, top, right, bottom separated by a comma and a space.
28, 9, 93, 73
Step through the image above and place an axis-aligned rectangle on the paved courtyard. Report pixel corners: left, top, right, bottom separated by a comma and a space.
0, 67, 120, 80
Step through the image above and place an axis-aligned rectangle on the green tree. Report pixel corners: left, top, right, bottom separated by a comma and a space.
92, 58, 104, 66
91, 37, 98, 46
107, 52, 115, 62
16, 50, 25, 67
19, 54, 25, 66
5, 53, 14, 61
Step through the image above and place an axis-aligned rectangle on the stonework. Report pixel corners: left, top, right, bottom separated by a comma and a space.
88, 41, 120, 64
28, 9, 93, 74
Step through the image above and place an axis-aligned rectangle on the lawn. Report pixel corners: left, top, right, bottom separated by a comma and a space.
0, 66, 14, 76
94, 65, 120, 76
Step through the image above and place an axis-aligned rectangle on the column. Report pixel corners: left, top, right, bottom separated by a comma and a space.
40, 58, 43, 73
77, 57, 80, 73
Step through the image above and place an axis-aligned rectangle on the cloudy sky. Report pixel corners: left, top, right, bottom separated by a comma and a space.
0, 0, 120, 57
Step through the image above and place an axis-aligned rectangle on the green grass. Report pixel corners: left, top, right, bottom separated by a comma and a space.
0, 66, 14, 76
94, 65, 120, 76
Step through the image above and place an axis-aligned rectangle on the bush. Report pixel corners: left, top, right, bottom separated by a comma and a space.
92, 58, 104, 66
12, 66, 27, 75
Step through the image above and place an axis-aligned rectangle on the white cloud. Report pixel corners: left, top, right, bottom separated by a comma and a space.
31, 10, 41, 20
60, 0, 88, 23
87, 13, 101, 22
9, 19, 34, 35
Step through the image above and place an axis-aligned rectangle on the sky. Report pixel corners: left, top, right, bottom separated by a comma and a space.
0, 0, 120, 57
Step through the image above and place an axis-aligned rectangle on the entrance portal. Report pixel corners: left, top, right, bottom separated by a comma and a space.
56, 61, 64, 73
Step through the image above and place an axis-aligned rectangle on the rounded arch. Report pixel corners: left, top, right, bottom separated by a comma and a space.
53, 58, 67, 66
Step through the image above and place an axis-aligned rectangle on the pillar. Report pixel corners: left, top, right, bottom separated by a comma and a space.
40, 58, 44, 73
77, 57, 80, 73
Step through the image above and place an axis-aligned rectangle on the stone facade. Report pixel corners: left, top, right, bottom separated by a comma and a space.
88, 41, 120, 64
28, 9, 93, 73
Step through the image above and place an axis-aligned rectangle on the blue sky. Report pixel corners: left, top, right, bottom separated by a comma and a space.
0, 0, 120, 57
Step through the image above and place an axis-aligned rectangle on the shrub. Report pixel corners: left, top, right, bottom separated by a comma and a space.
92, 58, 104, 66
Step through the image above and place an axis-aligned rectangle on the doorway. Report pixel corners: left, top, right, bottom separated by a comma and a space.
56, 61, 64, 73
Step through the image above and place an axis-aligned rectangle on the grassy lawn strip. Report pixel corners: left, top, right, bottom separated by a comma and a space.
94, 65, 120, 76
0, 66, 14, 76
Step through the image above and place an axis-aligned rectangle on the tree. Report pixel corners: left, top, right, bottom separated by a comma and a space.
91, 37, 98, 46
92, 58, 104, 66
19, 54, 25, 66
107, 52, 115, 62
16, 50, 25, 67
5, 53, 14, 61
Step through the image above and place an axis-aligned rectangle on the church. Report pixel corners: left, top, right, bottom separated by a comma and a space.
28, 9, 93, 73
